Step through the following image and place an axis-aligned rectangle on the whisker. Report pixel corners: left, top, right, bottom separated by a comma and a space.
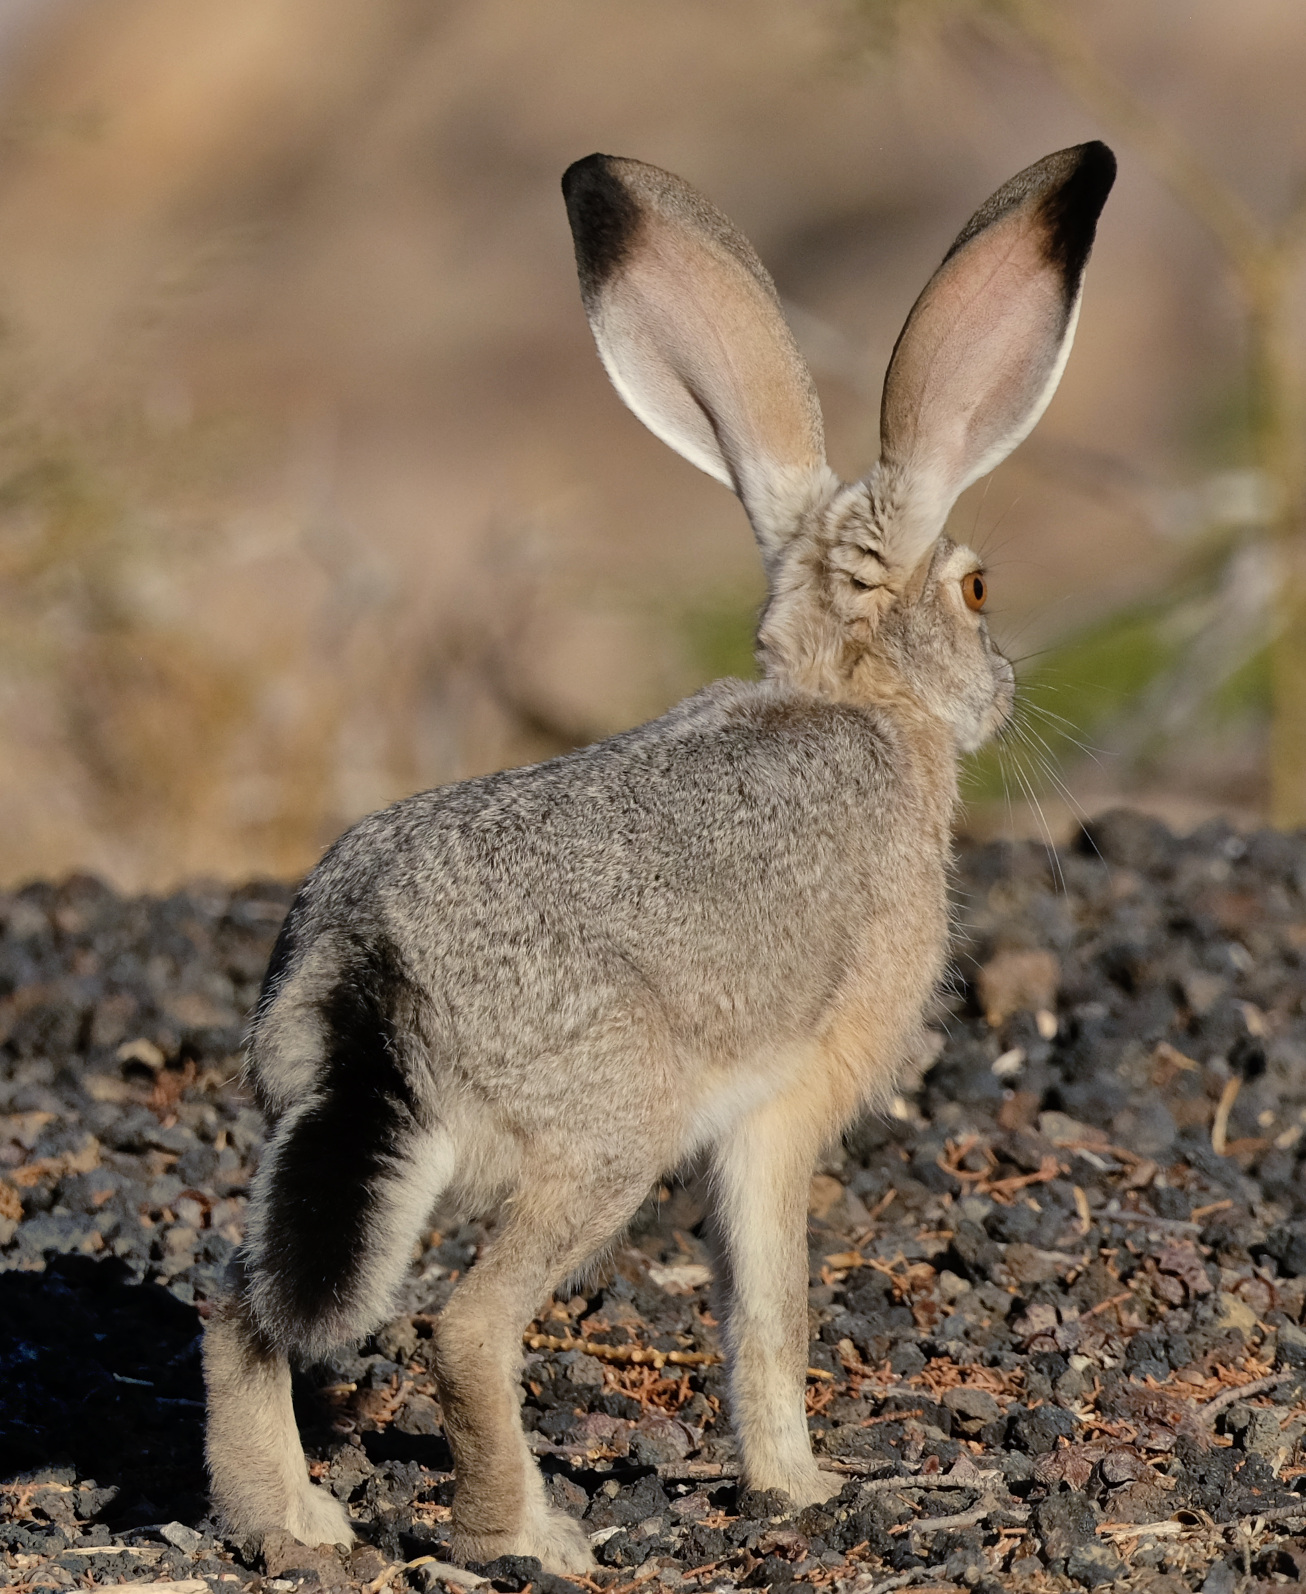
1019, 703, 1102, 763
1014, 731, 1104, 861
970, 471, 996, 543
1014, 704, 1100, 765
1005, 740, 1067, 893
972, 492, 1021, 561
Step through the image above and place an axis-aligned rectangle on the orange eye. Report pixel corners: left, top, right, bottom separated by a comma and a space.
962, 571, 987, 612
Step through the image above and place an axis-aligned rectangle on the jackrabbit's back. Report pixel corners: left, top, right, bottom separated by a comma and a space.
251, 678, 950, 1118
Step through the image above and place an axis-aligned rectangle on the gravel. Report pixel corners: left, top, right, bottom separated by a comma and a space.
4, 809, 1306, 1591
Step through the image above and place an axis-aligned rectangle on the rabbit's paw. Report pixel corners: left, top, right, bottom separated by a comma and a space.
284, 1482, 355, 1548
748, 1464, 844, 1509
790, 1467, 845, 1508
453, 1503, 595, 1576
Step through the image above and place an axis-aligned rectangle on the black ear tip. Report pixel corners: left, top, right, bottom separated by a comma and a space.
561, 153, 614, 202
1040, 140, 1117, 277
561, 154, 641, 295
1069, 140, 1117, 208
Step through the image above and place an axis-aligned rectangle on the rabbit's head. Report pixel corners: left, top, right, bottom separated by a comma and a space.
563, 145, 1114, 754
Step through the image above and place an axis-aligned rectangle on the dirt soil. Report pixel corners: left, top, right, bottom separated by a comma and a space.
4, 808, 1306, 1592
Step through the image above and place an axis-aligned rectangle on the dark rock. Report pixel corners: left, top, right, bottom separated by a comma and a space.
259, 1528, 347, 1583
889, 1342, 926, 1377
1152, 1185, 1192, 1220
544, 1474, 588, 1518
346, 1544, 391, 1582
950, 1219, 1002, 1281
909, 1141, 955, 1193
1077, 810, 1176, 873
742, 1554, 798, 1589
1200, 1560, 1237, 1594
737, 1486, 795, 1519
1008, 1402, 1078, 1455
175, 1144, 219, 1186
595, 1529, 635, 1568
1275, 1321, 1306, 1368
986, 1201, 1040, 1244
584, 1474, 670, 1531
681, 1522, 726, 1563
1111, 1099, 1177, 1158
1125, 1331, 1168, 1380
471, 1553, 544, 1589
2, 1521, 70, 1554
941, 1386, 999, 1432
1265, 1223, 1306, 1279
1035, 1490, 1100, 1559
1066, 1541, 1127, 1587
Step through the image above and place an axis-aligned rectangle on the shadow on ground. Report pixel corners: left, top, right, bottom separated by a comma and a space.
0, 1255, 209, 1527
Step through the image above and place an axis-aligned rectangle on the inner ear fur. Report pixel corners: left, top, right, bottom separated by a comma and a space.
875, 141, 1116, 572
562, 154, 834, 569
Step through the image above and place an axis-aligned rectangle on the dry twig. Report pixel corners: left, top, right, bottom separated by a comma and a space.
1201, 1371, 1293, 1421
523, 1331, 835, 1380
366, 1553, 445, 1593
1242, 1500, 1306, 1524
1098, 1210, 1202, 1234
857, 1468, 1002, 1495
892, 1497, 1001, 1538
524, 1332, 718, 1370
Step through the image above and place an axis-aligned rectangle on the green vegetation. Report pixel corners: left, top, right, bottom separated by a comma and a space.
678, 586, 765, 685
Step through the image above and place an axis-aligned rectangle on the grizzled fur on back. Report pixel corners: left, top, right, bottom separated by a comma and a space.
269, 684, 935, 1079
205, 145, 1114, 1572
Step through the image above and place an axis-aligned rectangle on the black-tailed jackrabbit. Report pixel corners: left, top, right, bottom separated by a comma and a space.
204, 143, 1115, 1572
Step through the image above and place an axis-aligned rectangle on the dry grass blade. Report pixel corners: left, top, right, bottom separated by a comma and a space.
1098, 1209, 1202, 1234
1097, 1520, 1193, 1540
1082, 1289, 1134, 1319
1212, 1076, 1242, 1157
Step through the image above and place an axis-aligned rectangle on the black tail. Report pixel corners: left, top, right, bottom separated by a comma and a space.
244, 934, 439, 1358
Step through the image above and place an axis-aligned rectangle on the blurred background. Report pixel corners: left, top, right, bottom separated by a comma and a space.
0, 0, 1303, 890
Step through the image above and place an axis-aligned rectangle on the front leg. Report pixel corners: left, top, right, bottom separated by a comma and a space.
708, 1096, 842, 1507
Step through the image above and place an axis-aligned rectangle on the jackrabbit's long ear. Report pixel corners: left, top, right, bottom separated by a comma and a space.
563, 154, 831, 568
878, 142, 1116, 570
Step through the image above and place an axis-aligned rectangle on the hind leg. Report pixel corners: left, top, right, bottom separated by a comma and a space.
435, 1160, 653, 1573
203, 1286, 354, 1546
206, 1104, 454, 1545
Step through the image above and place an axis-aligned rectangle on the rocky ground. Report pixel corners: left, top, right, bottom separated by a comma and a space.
4, 810, 1306, 1593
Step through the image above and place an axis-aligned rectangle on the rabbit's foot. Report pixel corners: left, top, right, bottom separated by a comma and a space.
452, 1502, 595, 1576
282, 1483, 355, 1549
747, 1463, 844, 1510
